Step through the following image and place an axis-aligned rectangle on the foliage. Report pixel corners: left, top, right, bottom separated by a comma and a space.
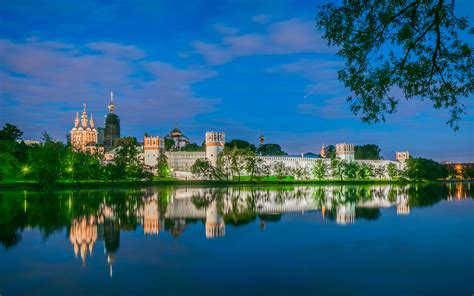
374, 164, 386, 179
387, 163, 400, 179
191, 158, 221, 180
330, 158, 345, 180
317, 0, 473, 129
355, 144, 382, 160
218, 146, 253, 181
112, 137, 146, 180
256, 143, 287, 156
164, 138, 175, 151
225, 139, 257, 152
356, 163, 375, 179
312, 160, 328, 179
405, 157, 445, 180
324, 145, 336, 159
273, 161, 290, 180
28, 133, 67, 188
343, 161, 358, 179
180, 142, 205, 152
157, 151, 170, 178
0, 123, 23, 141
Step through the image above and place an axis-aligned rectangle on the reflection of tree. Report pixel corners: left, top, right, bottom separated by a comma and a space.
1, 183, 473, 249
355, 208, 381, 221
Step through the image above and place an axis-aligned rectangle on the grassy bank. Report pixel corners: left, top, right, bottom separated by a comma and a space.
0, 178, 462, 190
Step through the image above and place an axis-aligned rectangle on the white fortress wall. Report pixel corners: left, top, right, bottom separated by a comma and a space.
165, 151, 205, 178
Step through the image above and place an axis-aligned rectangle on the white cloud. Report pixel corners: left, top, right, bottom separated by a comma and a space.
193, 18, 334, 65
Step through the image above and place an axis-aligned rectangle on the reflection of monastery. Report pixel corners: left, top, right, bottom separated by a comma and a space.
68, 185, 413, 276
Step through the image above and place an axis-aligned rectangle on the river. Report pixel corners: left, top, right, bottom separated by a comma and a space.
1, 183, 473, 295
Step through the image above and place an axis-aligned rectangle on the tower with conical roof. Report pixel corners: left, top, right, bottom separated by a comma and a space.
104, 91, 120, 151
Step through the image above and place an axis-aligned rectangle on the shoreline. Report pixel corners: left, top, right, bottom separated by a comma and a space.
0, 179, 470, 190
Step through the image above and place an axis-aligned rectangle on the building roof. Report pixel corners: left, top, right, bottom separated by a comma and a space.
169, 127, 183, 137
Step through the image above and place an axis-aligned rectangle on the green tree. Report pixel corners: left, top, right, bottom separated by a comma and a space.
343, 161, 359, 179
330, 158, 344, 180
354, 144, 382, 160
157, 151, 170, 178
164, 138, 175, 151
317, 0, 473, 129
405, 157, 444, 180
111, 137, 145, 180
273, 161, 289, 180
244, 153, 263, 181
256, 143, 287, 156
0, 123, 23, 141
374, 164, 386, 179
191, 158, 220, 180
324, 145, 336, 159
180, 142, 205, 152
29, 133, 66, 188
0, 151, 20, 181
387, 163, 400, 179
312, 159, 328, 179
357, 162, 375, 179
226, 139, 257, 152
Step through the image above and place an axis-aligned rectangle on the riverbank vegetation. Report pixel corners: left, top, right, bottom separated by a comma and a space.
1, 123, 471, 189
0, 124, 152, 189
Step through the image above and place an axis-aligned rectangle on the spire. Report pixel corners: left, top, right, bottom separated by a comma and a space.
320, 144, 326, 158
89, 113, 95, 129
81, 101, 88, 128
74, 112, 79, 128
108, 91, 116, 113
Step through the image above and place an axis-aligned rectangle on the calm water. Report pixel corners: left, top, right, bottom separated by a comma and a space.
1, 183, 473, 295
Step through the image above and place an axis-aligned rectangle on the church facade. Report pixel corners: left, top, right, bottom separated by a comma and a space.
70, 103, 98, 151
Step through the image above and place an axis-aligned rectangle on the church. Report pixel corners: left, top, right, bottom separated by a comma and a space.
70, 103, 98, 152
70, 92, 120, 153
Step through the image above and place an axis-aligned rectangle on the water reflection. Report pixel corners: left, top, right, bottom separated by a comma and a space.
0, 183, 472, 276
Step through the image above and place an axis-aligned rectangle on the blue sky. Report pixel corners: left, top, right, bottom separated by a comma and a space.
0, 0, 473, 161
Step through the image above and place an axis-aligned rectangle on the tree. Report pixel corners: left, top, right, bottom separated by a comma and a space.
157, 151, 170, 178
164, 138, 175, 151
405, 157, 444, 180
387, 163, 400, 179
354, 144, 382, 160
0, 123, 23, 141
317, 0, 473, 130
324, 145, 336, 159
343, 161, 358, 179
219, 146, 252, 181
291, 166, 310, 180
273, 161, 289, 180
111, 137, 144, 180
312, 159, 328, 179
330, 158, 344, 180
0, 152, 20, 181
226, 139, 257, 152
374, 164, 386, 179
180, 142, 205, 152
191, 158, 219, 180
244, 154, 266, 181
256, 144, 287, 156
357, 163, 375, 179
29, 133, 66, 188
